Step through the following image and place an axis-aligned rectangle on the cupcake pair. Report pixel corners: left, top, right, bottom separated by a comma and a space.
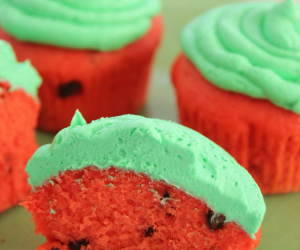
172, 0, 300, 194
0, 0, 163, 132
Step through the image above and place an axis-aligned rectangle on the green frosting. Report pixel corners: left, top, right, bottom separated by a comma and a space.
0, 39, 41, 97
26, 112, 265, 238
182, 0, 300, 114
0, 0, 160, 51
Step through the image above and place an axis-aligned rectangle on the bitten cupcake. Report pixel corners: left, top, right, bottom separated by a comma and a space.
0, 40, 40, 212
172, 0, 300, 194
0, 1, 162, 132
23, 112, 265, 250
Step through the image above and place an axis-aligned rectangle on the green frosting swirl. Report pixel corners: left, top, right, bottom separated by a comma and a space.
26, 111, 266, 238
182, 0, 300, 114
0, 0, 160, 51
0, 40, 41, 97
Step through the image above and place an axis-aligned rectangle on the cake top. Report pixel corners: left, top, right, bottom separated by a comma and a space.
0, 0, 161, 51
0, 40, 41, 98
26, 111, 266, 238
181, 0, 300, 114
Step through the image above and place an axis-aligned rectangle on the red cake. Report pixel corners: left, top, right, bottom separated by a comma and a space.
172, 0, 300, 194
172, 55, 300, 194
23, 113, 265, 249
0, 82, 39, 212
0, 1, 163, 132
0, 40, 40, 212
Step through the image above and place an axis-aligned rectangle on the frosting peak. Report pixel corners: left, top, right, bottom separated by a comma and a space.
181, 0, 300, 114
70, 110, 87, 128
0, 0, 161, 51
0, 40, 41, 97
264, 0, 300, 51
277, 0, 298, 16
26, 114, 265, 238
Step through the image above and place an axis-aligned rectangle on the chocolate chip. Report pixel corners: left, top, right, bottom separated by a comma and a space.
68, 239, 89, 250
166, 213, 173, 217
206, 210, 214, 225
160, 191, 171, 201
51, 248, 59, 250
163, 191, 170, 198
144, 226, 155, 237
206, 210, 226, 231
58, 80, 82, 98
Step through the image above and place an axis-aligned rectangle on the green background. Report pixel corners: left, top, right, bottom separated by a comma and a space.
1, 0, 300, 249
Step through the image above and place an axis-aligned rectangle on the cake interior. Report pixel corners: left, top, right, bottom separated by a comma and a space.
23, 166, 261, 250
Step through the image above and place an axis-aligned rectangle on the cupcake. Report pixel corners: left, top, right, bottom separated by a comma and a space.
172, 0, 300, 194
0, 1, 162, 132
23, 112, 265, 250
0, 40, 40, 212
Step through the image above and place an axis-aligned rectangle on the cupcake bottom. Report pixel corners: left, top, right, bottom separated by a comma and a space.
0, 82, 39, 212
23, 166, 261, 250
0, 17, 163, 132
172, 54, 300, 195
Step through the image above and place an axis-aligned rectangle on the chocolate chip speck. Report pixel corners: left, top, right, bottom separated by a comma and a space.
68, 239, 89, 250
58, 80, 82, 98
206, 210, 214, 224
206, 210, 226, 231
144, 226, 155, 237
163, 191, 170, 198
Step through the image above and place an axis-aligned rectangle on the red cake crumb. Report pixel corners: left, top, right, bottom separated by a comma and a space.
0, 82, 39, 212
23, 167, 261, 250
172, 54, 300, 194
0, 17, 163, 132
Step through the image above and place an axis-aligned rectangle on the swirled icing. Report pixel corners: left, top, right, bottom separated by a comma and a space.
0, 0, 160, 51
182, 0, 300, 113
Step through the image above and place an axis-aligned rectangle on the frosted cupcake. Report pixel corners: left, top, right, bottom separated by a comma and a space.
0, 40, 40, 212
0, 1, 162, 132
172, 0, 300, 194
23, 113, 265, 249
